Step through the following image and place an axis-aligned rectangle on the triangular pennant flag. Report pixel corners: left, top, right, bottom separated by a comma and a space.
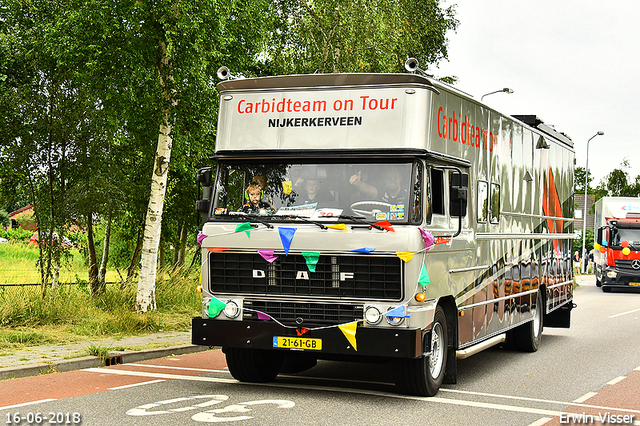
385, 305, 410, 318
338, 321, 358, 351
302, 251, 320, 272
258, 249, 278, 263
207, 247, 230, 253
296, 327, 310, 336
257, 311, 271, 321
235, 222, 253, 238
419, 264, 431, 287
207, 297, 227, 318
349, 247, 375, 254
396, 251, 414, 262
326, 224, 348, 231
197, 231, 207, 246
278, 227, 297, 255
374, 220, 395, 232
419, 228, 434, 251
435, 237, 450, 245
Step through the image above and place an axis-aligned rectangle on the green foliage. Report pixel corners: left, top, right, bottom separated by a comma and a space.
268, 0, 459, 74
573, 229, 594, 254
0, 227, 32, 241
594, 159, 640, 201
0, 210, 8, 228
0, 266, 201, 344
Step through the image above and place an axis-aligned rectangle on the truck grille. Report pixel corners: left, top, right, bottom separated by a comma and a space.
243, 300, 363, 327
209, 252, 402, 300
615, 259, 640, 271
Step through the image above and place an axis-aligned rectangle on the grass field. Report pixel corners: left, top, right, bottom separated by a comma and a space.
0, 241, 120, 284
0, 241, 202, 352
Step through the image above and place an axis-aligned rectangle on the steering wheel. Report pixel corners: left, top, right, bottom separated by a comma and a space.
350, 201, 392, 218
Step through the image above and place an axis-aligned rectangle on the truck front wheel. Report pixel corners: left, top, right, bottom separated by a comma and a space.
394, 305, 448, 396
224, 347, 284, 383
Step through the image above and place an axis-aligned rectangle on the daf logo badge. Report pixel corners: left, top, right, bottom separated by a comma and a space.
632, 260, 640, 270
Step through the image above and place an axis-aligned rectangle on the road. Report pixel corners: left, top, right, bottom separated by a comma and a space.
1, 282, 640, 426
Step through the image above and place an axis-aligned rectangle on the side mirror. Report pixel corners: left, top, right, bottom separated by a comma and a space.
196, 167, 213, 215
596, 227, 603, 246
449, 172, 469, 217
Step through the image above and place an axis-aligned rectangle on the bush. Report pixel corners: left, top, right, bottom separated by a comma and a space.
0, 227, 32, 242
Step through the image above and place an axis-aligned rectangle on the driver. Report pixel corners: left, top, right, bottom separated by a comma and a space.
349, 167, 408, 204
239, 183, 273, 215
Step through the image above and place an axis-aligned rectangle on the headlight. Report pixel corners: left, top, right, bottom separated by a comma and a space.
606, 271, 617, 278
386, 307, 405, 326
223, 300, 241, 319
364, 306, 382, 325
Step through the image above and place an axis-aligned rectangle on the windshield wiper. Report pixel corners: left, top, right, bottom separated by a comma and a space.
271, 214, 327, 229
336, 215, 385, 231
226, 212, 274, 228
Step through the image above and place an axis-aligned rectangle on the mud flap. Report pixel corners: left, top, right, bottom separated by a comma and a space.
544, 302, 574, 328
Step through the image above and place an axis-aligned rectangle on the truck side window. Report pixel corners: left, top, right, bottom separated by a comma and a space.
430, 168, 445, 215
477, 180, 488, 223
490, 183, 500, 223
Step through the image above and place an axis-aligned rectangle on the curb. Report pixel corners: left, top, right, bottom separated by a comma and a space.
0, 344, 211, 381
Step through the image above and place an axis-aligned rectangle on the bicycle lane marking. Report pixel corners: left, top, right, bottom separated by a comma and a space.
531, 368, 640, 425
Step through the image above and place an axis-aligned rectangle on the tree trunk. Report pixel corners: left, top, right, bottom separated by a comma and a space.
178, 222, 187, 267
136, 35, 175, 313
98, 210, 112, 284
87, 214, 101, 295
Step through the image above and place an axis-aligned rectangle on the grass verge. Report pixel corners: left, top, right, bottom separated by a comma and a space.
0, 265, 202, 353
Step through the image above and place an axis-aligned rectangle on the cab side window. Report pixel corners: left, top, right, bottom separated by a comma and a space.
430, 168, 445, 215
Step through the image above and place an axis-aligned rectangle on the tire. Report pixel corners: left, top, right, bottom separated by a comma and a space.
512, 289, 543, 352
224, 347, 283, 383
595, 266, 602, 287
395, 305, 448, 397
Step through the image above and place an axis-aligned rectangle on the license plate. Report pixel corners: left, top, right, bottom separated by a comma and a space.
630, 282, 640, 287
273, 336, 322, 351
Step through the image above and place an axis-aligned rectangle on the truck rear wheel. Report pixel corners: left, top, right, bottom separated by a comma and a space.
225, 347, 283, 383
395, 305, 448, 396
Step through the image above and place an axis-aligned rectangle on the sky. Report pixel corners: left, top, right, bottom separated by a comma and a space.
434, 0, 640, 187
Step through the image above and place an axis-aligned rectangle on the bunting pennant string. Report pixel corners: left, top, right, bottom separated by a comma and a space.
258, 249, 278, 263
235, 222, 253, 238
279, 227, 297, 255
385, 305, 411, 319
395, 251, 414, 262
302, 251, 321, 272
257, 311, 271, 321
207, 247, 230, 253
338, 321, 359, 351
419, 229, 435, 251
326, 224, 348, 231
207, 297, 227, 318
349, 247, 375, 254
374, 220, 395, 232
419, 264, 431, 287
197, 231, 207, 246
296, 327, 310, 336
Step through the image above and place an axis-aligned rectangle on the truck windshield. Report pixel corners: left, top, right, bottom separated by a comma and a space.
210, 160, 422, 224
612, 227, 640, 246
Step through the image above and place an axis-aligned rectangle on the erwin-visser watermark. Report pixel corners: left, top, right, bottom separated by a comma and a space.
560, 412, 635, 424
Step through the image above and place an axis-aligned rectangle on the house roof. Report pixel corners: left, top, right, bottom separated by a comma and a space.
9, 204, 33, 217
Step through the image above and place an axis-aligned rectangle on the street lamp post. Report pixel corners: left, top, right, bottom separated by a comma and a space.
582, 131, 604, 273
481, 88, 514, 101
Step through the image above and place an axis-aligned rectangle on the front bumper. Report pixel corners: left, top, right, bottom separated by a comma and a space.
192, 317, 423, 359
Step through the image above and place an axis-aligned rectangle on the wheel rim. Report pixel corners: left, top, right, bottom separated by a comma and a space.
429, 322, 445, 378
533, 298, 542, 338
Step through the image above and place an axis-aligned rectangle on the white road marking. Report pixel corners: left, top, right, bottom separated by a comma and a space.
527, 418, 552, 426
573, 392, 597, 403
108, 379, 166, 390
609, 307, 640, 318
83, 367, 640, 418
606, 376, 626, 386
126, 364, 228, 373
0, 399, 56, 410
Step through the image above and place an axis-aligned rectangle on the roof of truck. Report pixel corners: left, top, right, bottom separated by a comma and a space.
217, 73, 437, 92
